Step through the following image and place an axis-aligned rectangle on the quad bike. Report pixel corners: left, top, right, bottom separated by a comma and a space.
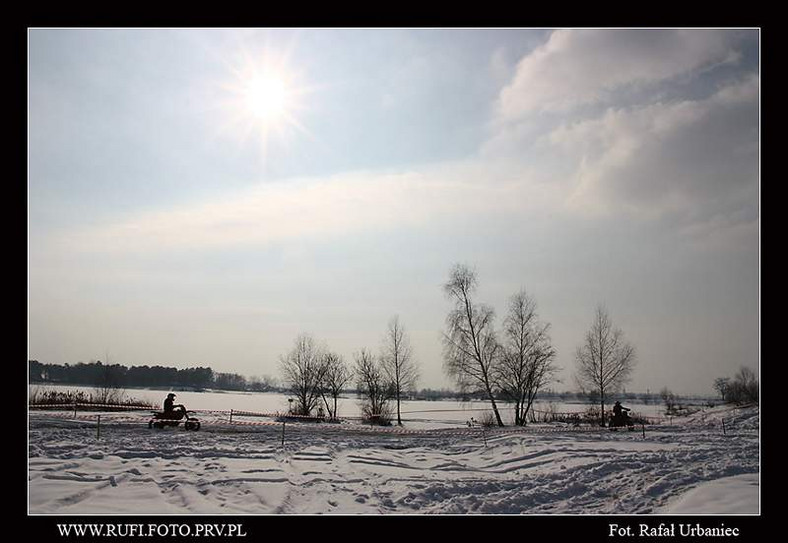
148, 409, 201, 431
609, 411, 635, 431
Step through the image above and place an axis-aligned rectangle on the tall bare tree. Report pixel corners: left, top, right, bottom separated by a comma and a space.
442, 264, 504, 427
496, 290, 558, 426
319, 351, 353, 420
354, 348, 394, 425
279, 334, 327, 417
575, 305, 636, 425
381, 315, 419, 426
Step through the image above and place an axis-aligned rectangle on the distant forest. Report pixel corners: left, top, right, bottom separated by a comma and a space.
28, 360, 276, 392
27, 360, 493, 401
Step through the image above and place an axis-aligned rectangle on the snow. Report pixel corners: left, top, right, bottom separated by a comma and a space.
28, 397, 759, 515
29, 385, 675, 428
657, 474, 759, 514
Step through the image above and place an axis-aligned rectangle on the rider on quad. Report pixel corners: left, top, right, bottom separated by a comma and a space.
611, 400, 632, 428
163, 393, 187, 420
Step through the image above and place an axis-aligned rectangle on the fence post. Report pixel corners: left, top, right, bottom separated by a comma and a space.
96, 415, 101, 440
281, 421, 286, 447
74, 402, 77, 419
229, 409, 233, 424
642, 423, 645, 439
722, 419, 726, 436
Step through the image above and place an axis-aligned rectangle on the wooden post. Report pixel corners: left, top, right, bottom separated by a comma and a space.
722, 419, 726, 436
96, 415, 101, 440
281, 421, 286, 447
229, 409, 233, 423
74, 403, 77, 419
642, 423, 645, 439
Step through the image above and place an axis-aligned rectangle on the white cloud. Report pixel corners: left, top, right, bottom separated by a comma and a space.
496, 29, 744, 119
480, 29, 758, 235
551, 75, 759, 224
54, 162, 553, 257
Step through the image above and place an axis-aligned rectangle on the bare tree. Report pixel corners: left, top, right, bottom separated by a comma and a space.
496, 290, 558, 426
381, 316, 419, 426
442, 264, 504, 427
93, 355, 126, 405
279, 334, 327, 417
728, 366, 758, 404
574, 305, 636, 425
713, 377, 731, 402
660, 387, 678, 414
319, 352, 353, 420
354, 348, 394, 425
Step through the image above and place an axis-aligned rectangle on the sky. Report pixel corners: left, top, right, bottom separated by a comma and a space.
28, 28, 760, 396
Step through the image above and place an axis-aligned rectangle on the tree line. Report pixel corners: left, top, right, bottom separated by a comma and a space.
713, 367, 759, 405
278, 263, 638, 427
28, 360, 278, 393
441, 263, 638, 427
279, 315, 419, 425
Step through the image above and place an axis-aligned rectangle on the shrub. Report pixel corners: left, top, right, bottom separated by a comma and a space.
361, 402, 393, 426
28, 387, 155, 410
477, 411, 499, 428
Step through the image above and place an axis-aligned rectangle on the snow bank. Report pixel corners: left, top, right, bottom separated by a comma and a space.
658, 474, 759, 514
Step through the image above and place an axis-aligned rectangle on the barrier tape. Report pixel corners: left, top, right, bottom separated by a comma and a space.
223, 418, 490, 437
29, 410, 627, 437
219, 415, 627, 438
29, 403, 155, 411
29, 402, 668, 424
29, 412, 105, 423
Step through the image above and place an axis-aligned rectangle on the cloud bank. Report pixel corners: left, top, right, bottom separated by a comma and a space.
497, 29, 745, 118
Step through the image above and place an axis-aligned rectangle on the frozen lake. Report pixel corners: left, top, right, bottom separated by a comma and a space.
29, 383, 672, 427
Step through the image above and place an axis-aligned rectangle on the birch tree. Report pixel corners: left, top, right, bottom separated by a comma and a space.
320, 352, 353, 420
442, 264, 505, 427
381, 315, 419, 426
575, 305, 636, 425
496, 290, 558, 426
354, 348, 394, 425
280, 334, 327, 417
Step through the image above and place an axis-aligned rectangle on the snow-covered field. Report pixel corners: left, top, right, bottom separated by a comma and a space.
28, 400, 759, 515
28, 385, 675, 427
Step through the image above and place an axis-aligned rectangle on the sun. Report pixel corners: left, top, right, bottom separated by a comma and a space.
216, 45, 316, 164
242, 73, 289, 123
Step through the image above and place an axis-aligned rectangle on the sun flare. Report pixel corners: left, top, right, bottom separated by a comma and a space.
243, 74, 289, 122
216, 44, 319, 165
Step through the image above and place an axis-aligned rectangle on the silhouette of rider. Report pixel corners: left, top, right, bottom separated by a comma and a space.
163, 393, 186, 420
612, 401, 630, 424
